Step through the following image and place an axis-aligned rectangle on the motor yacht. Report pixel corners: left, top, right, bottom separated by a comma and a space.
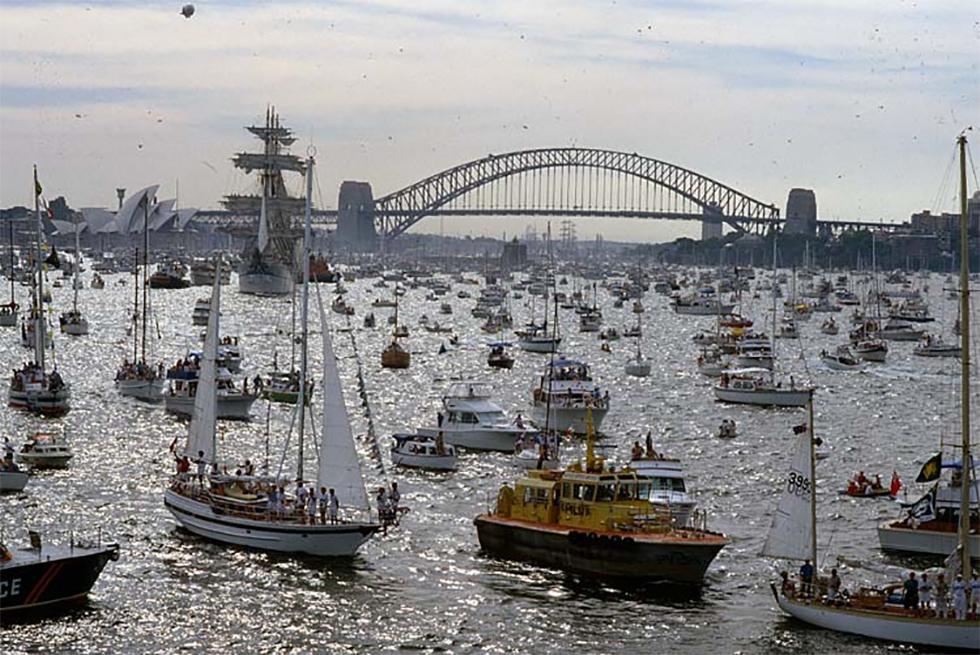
417, 381, 534, 452
16, 432, 73, 469
390, 433, 458, 471
531, 358, 609, 434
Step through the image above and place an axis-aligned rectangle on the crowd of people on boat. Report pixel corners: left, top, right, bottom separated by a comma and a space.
900, 570, 980, 620
171, 449, 404, 526
845, 470, 901, 496
9, 362, 63, 392
115, 359, 163, 381
781, 559, 980, 620
533, 386, 610, 409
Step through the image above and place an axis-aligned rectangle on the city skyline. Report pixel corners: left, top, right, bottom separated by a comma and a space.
0, 0, 976, 243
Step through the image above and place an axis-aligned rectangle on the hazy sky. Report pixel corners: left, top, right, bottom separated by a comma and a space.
1, 1, 977, 242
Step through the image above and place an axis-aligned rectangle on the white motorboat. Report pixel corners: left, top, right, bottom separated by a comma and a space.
820, 346, 866, 371
16, 432, 73, 469
625, 356, 652, 377
390, 433, 458, 471
58, 309, 89, 336
166, 367, 259, 420
515, 324, 561, 353
514, 446, 560, 470
714, 369, 812, 408
671, 295, 735, 315
912, 335, 961, 358
417, 381, 534, 452
531, 358, 609, 434
877, 478, 980, 559
880, 318, 925, 341
853, 338, 888, 363
630, 455, 697, 527
191, 298, 211, 326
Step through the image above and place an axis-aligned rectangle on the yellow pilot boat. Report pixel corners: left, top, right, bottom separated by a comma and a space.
474, 413, 728, 583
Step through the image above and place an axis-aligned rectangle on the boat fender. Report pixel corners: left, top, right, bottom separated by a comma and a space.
109, 545, 121, 561
587, 532, 598, 541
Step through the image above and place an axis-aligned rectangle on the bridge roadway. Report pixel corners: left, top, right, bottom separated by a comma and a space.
192, 209, 908, 234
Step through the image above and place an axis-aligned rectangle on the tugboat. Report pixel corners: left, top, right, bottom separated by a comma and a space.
474, 411, 728, 583
0, 531, 119, 616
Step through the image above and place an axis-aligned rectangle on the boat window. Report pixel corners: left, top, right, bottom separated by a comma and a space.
650, 478, 686, 492
635, 482, 652, 500
459, 412, 478, 424
616, 481, 635, 500
572, 483, 595, 501
595, 482, 616, 502
561, 483, 573, 499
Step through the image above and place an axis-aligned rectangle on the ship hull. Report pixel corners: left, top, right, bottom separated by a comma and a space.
165, 393, 258, 420
773, 587, 979, 651
417, 426, 526, 452
8, 387, 71, 417
164, 489, 378, 556
0, 546, 117, 617
116, 378, 165, 402
531, 404, 608, 434
713, 387, 810, 407
877, 522, 980, 560
238, 262, 292, 297
474, 515, 724, 583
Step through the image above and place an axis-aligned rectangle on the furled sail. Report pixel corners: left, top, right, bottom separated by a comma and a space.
761, 423, 814, 560
257, 193, 270, 253
186, 259, 221, 463
316, 291, 369, 510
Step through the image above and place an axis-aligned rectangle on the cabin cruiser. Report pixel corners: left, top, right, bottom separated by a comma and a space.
16, 432, 73, 469
390, 433, 458, 471
912, 334, 961, 358
417, 381, 534, 452
853, 338, 888, 363
879, 318, 925, 341
191, 298, 211, 326
531, 358, 609, 433
671, 294, 735, 315
714, 369, 812, 408
149, 261, 190, 289
9, 363, 69, 417
165, 361, 258, 420
820, 345, 865, 371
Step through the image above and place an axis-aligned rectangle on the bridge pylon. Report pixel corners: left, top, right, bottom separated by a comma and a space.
337, 181, 378, 251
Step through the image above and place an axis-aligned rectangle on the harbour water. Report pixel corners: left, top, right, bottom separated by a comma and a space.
0, 269, 964, 653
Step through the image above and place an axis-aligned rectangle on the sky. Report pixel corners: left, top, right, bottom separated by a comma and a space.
0, 0, 977, 243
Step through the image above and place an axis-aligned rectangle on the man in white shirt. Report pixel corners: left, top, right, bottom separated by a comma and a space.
952, 574, 968, 620
328, 488, 339, 524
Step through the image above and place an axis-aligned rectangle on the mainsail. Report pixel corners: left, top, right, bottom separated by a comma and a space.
316, 292, 369, 510
761, 424, 814, 560
186, 260, 221, 462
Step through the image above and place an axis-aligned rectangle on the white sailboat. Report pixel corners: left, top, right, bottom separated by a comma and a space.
768, 135, 979, 651
164, 154, 379, 556
58, 213, 88, 335
7, 167, 70, 417
624, 311, 651, 377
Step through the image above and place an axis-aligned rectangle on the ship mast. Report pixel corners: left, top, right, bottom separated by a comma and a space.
295, 152, 314, 483
956, 134, 971, 575
32, 165, 45, 372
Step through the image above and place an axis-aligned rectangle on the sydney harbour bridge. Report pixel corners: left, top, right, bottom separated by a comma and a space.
196, 147, 900, 248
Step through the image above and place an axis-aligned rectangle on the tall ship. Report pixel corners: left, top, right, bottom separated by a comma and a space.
223, 107, 303, 296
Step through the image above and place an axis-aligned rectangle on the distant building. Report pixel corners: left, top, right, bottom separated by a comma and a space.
500, 237, 527, 270
910, 193, 980, 236
784, 189, 817, 235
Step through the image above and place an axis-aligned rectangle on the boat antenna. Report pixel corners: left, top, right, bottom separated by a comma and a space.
956, 133, 971, 575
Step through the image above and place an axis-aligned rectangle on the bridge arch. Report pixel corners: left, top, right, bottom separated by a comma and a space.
373, 147, 780, 238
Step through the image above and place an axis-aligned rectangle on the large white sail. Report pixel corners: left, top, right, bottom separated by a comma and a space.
186, 260, 221, 462
761, 425, 814, 560
257, 193, 270, 253
316, 293, 369, 510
